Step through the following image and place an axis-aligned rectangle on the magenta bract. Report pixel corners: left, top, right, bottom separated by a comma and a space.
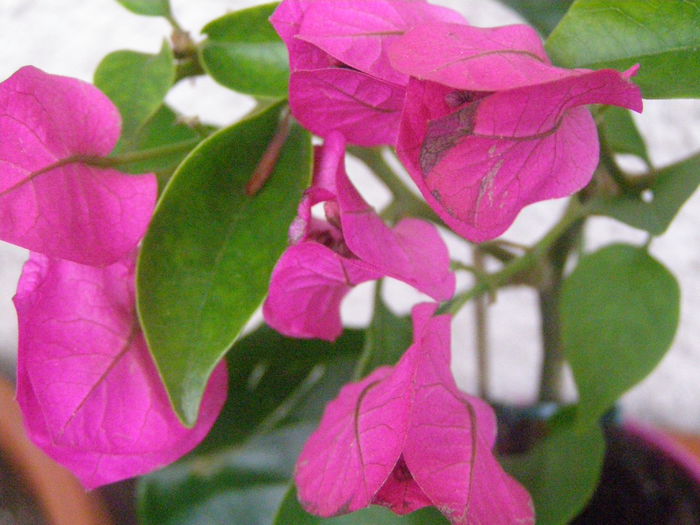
390, 22, 643, 242
295, 0, 467, 85
271, 0, 466, 146
295, 303, 534, 524
289, 68, 406, 146
263, 242, 381, 340
264, 134, 455, 341
389, 22, 578, 91
14, 253, 227, 489
0, 66, 157, 265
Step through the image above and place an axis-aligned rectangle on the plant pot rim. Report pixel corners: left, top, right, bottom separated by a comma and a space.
623, 419, 700, 486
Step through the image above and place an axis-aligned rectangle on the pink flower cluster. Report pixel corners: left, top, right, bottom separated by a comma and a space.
296, 304, 534, 523
264, 131, 455, 341
273, 0, 642, 241
261, 131, 533, 523
0, 66, 227, 488
0, 0, 645, 518
268, 0, 643, 522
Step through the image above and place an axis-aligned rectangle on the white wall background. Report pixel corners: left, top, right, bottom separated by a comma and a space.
1, 0, 700, 431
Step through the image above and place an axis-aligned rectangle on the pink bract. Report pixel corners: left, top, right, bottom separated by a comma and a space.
390, 22, 643, 242
270, 0, 466, 146
295, 0, 467, 85
262, 242, 381, 340
389, 22, 579, 91
263, 133, 455, 341
289, 68, 406, 147
295, 303, 534, 524
0, 66, 157, 265
14, 253, 227, 489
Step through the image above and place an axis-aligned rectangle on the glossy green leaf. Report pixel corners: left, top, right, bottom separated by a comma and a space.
138, 425, 312, 525
115, 0, 171, 17
354, 297, 413, 379
113, 105, 202, 179
94, 41, 175, 141
497, 0, 574, 36
561, 244, 680, 427
546, 0, 700, 98
592, 152, 700, 235
137, 102, 312, 425
201, 3, 289, 98
503, 410, 605, 525
138, 324, 367, 525
198, 326, 364, 456
601, 106, 650, 166
274, 486, 448, 524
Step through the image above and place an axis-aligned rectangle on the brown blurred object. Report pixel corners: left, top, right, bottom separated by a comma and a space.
0, 374, 113, 525
668, 430, 700, 461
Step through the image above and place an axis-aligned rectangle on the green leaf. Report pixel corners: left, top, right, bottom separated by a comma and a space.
600, 106, 650, 166
354, 297, 413, 379
138, 424, 312, 525
201, 3, 290, 98
561, 244, 680, 427
503, 410, 605, 525
546, 0, 700, 98
137, 327, 366, 525
137, 102, 312, 425
94, 41, 175, 141
592, 152, 700, 235
198, 326, 364, 456
115, 0, 171, 17
274, 486, 448, 524
497, 0, 574, 36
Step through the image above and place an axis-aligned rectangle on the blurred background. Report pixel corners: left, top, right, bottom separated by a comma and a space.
1, 0, 700, 433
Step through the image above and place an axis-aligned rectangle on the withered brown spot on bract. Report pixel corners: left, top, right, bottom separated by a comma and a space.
420, 101, 479, 174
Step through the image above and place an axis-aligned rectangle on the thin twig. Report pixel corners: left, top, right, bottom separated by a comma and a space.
537, 212, 585, 402
473, 248, 490, 400
440, 199, 589, 316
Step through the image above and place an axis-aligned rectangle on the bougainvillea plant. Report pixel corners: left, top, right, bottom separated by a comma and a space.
2, 0, 698, 523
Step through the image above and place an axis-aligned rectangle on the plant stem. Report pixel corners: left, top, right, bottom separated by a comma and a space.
599, 138, 635, 192
537, 286, 565, 402
441, 199, 588, 316
537, 211, 584, 402
175, 57, 205, 82
353, 280, 384, 381
166, 14, 185, 33
473, 249, 491, 400
108, 139, 201, 166
349, 147, 440, 223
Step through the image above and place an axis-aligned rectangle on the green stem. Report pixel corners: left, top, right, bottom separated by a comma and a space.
473, 249, 490, 400
537, 215, 584, 402
353, 280, 384, 381
477, 242, 518, 264
349, 147, 440, 223
597, 134, 657, 194
166, 13, 185, 33
441, 199, 588, 316
175, 56, 205, 82
537, 287, 564, 402
107, 139, 201, 166
599, 138, 634, 192
168, 13, 204, 82
452, 261, 482, 276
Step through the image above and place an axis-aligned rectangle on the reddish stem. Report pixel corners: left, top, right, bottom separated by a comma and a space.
246, 110, 292, 196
